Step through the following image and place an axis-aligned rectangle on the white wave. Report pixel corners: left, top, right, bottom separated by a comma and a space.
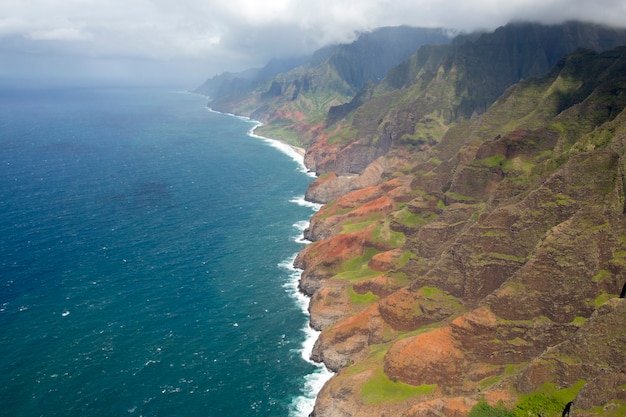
206, 107, 251, 122
206, 107, 317, 177
288, 320, 334, 417
290, 195, 322, 212
208, 106, 333, 417
293, 220, 309, 232
249, 129, 314, 177
279, 254, 335, 417
292, 220, 311, 244
289, 357, 334, 417
278, 255, 309, 315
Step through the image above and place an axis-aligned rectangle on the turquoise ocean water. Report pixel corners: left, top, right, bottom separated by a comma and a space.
0, 86, 331, 416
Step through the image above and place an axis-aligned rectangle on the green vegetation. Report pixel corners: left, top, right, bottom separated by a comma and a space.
513, 381, 586, 417
445, 191, 476, 202
584, 402, 626, 417
254, 122, 303, 147
399, 114, 447, 148
360, 368, 436, 405
469, 401, 516, 417
610, 249, 626, 268
475, 154, 507, 168
420, 286, 442, 298
348, 287, 379, 305
478, 375, 505, 390
412, 286, 464, 317
594, 292, 614, 307
334, 248, 381, 282
394, 207, 438, 227
372, 221, 406, 247
485, 252, 527, 263
340, 247, 378, 272
513, 393, 564, 417
469, 381, 585, 417
554, 193, 574, 206
396, 250, 414, 269
342, 342, 392, 377
387, 271, 411, 287
478, 363, 529, 391
341, 218, 378, 234
328, 126, 358, 145
316, 200, 355, 220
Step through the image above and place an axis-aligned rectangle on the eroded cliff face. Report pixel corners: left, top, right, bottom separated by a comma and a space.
297, 47, 626, 417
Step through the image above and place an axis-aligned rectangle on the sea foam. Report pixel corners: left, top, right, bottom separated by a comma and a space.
247, 122, 316, 178
290, 195, 322, 212
279, 224, 334, 417
208, 107, 317, 178
279, 254, 334, 417
216, 106, 332, 416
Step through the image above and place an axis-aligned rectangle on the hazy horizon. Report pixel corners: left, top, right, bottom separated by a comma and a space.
1, 0, 625, 88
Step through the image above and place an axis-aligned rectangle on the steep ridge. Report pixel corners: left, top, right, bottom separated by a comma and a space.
196, 26, 452, 146
304, 22, 626, 202
304, 45, 626, 417
193, 56, 309, 100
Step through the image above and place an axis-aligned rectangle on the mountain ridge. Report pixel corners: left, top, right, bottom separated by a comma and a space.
195, 26, 453, 146
302, 21, 626, 184
302, 44, 626, 417
199, 21, 626, 417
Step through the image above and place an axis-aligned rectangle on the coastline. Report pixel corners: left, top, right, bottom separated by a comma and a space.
207, 105, 333, 416
246, 122, 309, 173
206, 107, 307, 164
3, 87, 330, 417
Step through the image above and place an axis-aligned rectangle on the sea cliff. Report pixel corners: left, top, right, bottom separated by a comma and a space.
200, 21, 626, 417
293, 45, 626, 417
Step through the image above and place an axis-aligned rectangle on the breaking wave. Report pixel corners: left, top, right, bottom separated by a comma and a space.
279, 225, 334, 417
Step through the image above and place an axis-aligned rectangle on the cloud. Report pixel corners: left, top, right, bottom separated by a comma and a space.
0, 0, 625, 84
27, 27, 93, 41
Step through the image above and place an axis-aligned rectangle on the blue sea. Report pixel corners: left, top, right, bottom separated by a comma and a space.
0, 86, 331, 416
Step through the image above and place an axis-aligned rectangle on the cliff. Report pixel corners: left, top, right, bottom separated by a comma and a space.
301, 44, 626, 417
201, 21, 626, 417
303, 21, 626, 202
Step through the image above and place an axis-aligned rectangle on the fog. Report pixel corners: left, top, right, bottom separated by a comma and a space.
1, 0, 625, 87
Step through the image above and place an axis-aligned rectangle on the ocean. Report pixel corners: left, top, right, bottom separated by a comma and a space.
0, 85, 332, 416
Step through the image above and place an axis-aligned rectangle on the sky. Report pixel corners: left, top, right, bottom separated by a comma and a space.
1, 0, 625, 87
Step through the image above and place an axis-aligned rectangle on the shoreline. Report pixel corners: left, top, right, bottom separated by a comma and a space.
208, 105, 332, 416
206, 106, 313, 176
205, 106, 306, 155
247, 123, 308, 165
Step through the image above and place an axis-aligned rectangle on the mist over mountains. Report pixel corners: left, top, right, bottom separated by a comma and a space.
195, 26, 453, 115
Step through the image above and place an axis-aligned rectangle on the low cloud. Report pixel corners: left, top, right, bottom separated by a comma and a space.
1, 0, 625, 85
27, 27, 93, 41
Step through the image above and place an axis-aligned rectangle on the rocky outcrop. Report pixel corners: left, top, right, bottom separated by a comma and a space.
311, 303, 386, 371
305, 157, 401, 204
295, 227, 374, 296
305, 182, 399, 241
384, 327, 465, 387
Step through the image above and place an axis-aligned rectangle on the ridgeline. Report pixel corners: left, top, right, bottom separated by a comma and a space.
198, 21, 626, 417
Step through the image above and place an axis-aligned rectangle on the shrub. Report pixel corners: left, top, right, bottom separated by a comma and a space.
468, 401, 516, 417
514, 393, 563, 417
